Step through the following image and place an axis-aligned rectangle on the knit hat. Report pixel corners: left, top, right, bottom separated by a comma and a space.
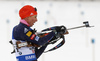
19, 5, 37, 19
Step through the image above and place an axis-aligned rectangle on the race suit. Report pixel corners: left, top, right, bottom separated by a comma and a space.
12, 19, 55, 61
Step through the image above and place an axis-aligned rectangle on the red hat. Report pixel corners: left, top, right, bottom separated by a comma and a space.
19, 5, 37, 19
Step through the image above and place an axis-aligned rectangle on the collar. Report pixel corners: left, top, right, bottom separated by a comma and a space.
20, 19, 30, 27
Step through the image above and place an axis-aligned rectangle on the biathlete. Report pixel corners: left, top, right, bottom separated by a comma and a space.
12, 5, 67, 61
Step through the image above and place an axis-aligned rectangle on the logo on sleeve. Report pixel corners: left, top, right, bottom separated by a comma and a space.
30, 34, 36, 40
35, 36, 39, 41
26, 31, 32, 37
24, 28, 28, 33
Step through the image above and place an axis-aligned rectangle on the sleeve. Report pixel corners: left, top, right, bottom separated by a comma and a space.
13, 27, 55, 46
24, 30, 55, 45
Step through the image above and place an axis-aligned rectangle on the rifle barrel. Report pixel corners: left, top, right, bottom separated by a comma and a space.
67, 25, 85, 30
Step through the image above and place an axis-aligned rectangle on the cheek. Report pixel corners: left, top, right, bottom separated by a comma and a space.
32, 19, 36, 22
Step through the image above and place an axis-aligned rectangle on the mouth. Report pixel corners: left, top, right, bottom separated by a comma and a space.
33, 22, 35, 25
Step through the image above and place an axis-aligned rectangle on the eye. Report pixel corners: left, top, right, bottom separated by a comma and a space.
35, 16, 37, 18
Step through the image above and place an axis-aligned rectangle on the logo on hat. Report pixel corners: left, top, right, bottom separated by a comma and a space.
30, 13, 34, 15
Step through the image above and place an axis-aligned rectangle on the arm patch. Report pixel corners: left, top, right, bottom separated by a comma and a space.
35, 36, 39, 41
26, 31, 32, 37
30, 34, 36, 40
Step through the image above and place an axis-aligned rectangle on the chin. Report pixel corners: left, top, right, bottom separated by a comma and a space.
30, 24, 34, 27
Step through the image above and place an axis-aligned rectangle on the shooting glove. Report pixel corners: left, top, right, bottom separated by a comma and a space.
55, 25, 67, 35
51, 25, 67, 41
49, 25, 67, 44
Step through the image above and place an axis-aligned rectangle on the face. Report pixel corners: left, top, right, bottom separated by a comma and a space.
26, 15, 37, 27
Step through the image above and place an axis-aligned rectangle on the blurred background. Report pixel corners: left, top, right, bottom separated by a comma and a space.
0, 0, 100, 61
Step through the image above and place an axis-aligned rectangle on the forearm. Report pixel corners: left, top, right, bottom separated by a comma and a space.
36, 31, 55, 45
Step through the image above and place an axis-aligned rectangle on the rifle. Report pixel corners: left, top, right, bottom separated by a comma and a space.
37, 21, 94, 53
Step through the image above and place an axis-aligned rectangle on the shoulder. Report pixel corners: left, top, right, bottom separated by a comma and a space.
12, 23, 30, 40
13, 23, 30, 38
13, 23, 29, 33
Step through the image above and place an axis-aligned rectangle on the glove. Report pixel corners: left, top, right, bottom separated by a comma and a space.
55, 25, 67, 35
51, 25, 66, 41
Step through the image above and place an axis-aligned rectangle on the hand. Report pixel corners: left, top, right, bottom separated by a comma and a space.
55, 25, 67, 35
